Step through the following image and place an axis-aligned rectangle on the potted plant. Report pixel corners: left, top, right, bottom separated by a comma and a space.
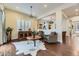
6, 27, 12, 32
6, 27, 13, 42
32, 31, 37, 38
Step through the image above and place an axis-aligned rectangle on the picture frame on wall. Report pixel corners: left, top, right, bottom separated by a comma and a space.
48, 25, 51, 29
39, 24, 42, 29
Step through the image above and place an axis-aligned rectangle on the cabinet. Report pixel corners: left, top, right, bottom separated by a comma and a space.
62, 31, 66, 43
18, 31, 28, 39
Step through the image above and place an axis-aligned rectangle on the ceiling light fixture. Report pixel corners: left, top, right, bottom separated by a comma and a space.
29, 6, 37, 18
44, 4, 47, 8
30, 6, 34, 18
16, 7, 19, 9
75, 9, 79, 12
30, 6, 32, 17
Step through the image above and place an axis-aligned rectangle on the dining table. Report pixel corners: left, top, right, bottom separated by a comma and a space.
26, 35, 42, 47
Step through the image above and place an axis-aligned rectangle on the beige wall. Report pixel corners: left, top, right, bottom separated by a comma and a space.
5, 9, 38, 39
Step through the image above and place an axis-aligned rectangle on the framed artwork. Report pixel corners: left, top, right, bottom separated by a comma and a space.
48, 25, 51, 29
39, 24, 42, 29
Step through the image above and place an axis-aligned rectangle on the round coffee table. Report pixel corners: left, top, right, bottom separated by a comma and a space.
26, 35, 41, 47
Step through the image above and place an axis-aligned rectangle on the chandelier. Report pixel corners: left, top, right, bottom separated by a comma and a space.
30, 6, 33, 18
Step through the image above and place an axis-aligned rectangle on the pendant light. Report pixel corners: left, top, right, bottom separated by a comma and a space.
30, 6, 33, 18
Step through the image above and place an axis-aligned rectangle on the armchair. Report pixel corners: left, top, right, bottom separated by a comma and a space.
45, 32, 58, 43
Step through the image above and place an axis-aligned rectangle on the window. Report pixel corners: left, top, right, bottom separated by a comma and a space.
16, 19, 32, 31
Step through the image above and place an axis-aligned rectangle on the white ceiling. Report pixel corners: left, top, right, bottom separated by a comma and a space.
63, 4, 79, 18
2, 3, 64, 18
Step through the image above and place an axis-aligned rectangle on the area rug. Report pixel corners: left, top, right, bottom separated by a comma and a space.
12, 40, 46, 56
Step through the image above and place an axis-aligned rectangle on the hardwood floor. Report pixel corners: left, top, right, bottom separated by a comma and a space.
37, 43, 75, 56
0, 36, 79, 56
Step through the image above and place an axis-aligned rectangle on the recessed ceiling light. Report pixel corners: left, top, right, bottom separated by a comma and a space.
44, 4, 47, 8
75, 9, 79, 12
16, 7, 19, 9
